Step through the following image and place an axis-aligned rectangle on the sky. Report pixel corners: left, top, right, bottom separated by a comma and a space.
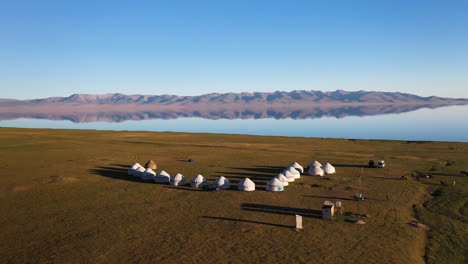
1, 0, 467, 99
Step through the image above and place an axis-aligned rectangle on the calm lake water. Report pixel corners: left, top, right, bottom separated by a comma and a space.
1, 105, 467, 142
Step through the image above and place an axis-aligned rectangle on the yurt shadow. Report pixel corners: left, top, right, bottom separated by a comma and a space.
89, 166, 149, 183
422, 172, 461, 177
163, 186, 202, 192
241, 203, 321, 219
304, 195, 353, 201
332, 164, 369, 168
226, 165, 285, 175
201, 216, 292, 229
215, 171, 271, 182
370, 176, 402, 181
110, 163, 131, 168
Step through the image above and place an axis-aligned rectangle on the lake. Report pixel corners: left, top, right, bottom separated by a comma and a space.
0, 105, 467, 142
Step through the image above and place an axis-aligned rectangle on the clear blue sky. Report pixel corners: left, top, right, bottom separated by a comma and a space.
1, 0, 467, 99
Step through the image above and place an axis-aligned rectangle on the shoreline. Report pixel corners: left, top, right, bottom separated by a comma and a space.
1, 126, 467, 144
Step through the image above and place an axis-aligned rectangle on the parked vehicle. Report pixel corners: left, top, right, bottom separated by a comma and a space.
378, 160, 385, 168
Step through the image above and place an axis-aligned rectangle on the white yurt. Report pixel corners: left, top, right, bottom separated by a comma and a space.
238, 178, 255, 191
309, 161, 322, 169
289, 162, 304, 173
283, 167, 301, 179
134, 166, 146, 178
154, 170, 170, 183
142, 168, 156, 180
283, 170, 297, 182
128, 163, 142, 175
170, 173, 186, 186
213, 176, 231, 190
308, 166, 325, 176
191, 174, 207, 188
266, 178, 284, 191
321, 163, 336, 174
274, 173, 289, 186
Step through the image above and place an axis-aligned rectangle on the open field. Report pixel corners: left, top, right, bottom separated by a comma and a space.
0, 127, 466, 264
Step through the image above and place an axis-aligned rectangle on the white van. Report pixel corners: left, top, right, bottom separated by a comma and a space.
378, 160, 385, 168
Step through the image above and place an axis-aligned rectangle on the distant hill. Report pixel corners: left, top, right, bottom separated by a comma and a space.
1, 90, 467, 106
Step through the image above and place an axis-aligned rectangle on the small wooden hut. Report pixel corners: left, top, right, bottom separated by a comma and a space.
322, 201, 335, 220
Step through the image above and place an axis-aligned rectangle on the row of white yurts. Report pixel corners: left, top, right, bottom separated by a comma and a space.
128, 162, 255, 191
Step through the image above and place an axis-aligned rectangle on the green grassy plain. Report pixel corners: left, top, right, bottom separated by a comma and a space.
0, 127, 466, 264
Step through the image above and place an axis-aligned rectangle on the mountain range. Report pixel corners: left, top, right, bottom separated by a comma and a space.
0, 90, 466, 122
1, 90, 467, 106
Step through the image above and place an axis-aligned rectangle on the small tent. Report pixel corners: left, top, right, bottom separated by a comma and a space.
289, 162, 304, 173
238, 178, 255, 191
213, 176, 231, 190
191, 174, 207, 188
321, 163, 336, 174
266, 178, 284, 191
154, 170, 170, 183
128, 163, 142, 175
309, 161, 322, 168
283, 170, 297, 182
142, 168, 156, 180
170, 173, 186, 186
283, 167, 301, 179
145, 160, 157, 170
274, 173, 289, 186
134, 166, 146, 178
308, 166, 324, 176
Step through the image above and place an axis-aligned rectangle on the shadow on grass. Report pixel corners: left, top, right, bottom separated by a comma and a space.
304, 195, 353, 201
163, 186, 202, 192
226, 165, 285, 174
423, 172, 461, 177
89, 165, 156, 184
110, 163, 130, 168
371, 176, 402, 181
201, 216, 292, 229
241, 203, 321, 219
216, 165, 288, 183
333, 164, 369, 168
215, 171, 271, 182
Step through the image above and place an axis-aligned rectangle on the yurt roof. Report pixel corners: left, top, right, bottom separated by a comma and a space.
322, 163, 335, 169
131, 163, 142, 169
309, 161, 322, 167
283, 170, 296, 178
158, 170, 170, 177
267, 178, 283, 186
309, 166, 324, 175
172, 173, 185, 180
214, 176, 230, 184
284, 167, 300, 174
275, 173, 288, 181
136, 166, 146, 172
145, 168, 156, 175
290, 162, 303, 169
239, 178, 255, 187
145, 160, 157, 169
192, 174, 205, 183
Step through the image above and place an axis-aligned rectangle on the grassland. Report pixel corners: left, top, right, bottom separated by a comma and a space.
0, 127, 466, 264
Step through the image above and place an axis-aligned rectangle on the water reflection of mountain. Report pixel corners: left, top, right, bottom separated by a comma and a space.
0, 104, 459, 123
